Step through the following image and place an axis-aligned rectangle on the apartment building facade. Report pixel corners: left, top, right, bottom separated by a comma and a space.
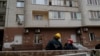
0, 0, 100, 50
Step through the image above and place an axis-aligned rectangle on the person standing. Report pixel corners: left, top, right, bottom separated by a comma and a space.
64, 39, 77, 50
46, 33, 62, 50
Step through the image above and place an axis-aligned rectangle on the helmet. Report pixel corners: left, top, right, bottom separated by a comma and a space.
54, 33, 61, 39
67, 39, 73, 44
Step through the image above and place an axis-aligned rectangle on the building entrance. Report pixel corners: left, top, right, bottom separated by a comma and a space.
0, 30, 4, 51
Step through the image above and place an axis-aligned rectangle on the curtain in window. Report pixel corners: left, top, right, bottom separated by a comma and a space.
17, 2, 24, 7
17, 15, 24, 22
76, 13, 81, 20
52, 0, 64, 6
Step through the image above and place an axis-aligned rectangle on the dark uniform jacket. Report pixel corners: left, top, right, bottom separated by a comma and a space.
64, 43, 78, 50
46, 38, 62, 50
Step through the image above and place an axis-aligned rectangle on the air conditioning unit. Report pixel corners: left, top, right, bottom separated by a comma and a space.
35, 29, 40, 33
17, 21, 23, 25
76, 29, 81, 35
24, 29, 29, 33
83, 28, 88, 32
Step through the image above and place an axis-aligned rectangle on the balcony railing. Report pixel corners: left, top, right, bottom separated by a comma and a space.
33, 20, 49, 27
0, 50, 100, 56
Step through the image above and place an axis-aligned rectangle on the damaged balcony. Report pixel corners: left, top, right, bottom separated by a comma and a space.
0, 14, 5, 27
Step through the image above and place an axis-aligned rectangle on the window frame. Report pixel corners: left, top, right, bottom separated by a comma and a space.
32, 0, 48, 5
14, 35, 23, 44
71, 12, 81, 20
16, 14, 24, 22
49, 11, 65, 20
87, 0, 100, 5
89, 11, 100, 20
16, 0, 24, 7
89, 33, 95, 41
51, 0, 64, 6
34, 34, 42, 44
34, 15, 43, 20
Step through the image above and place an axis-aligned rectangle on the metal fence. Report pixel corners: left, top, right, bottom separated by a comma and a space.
0, 50, 100, 56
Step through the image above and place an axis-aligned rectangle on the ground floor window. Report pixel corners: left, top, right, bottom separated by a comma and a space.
89, 33, 95, 41
70, 34, 77, 42
34, 34, 42, 44
14, 35, 23, 44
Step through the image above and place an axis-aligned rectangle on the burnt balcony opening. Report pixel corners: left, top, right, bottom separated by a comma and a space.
0, 14, 5, 26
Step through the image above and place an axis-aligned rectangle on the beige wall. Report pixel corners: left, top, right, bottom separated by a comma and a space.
5, 0, 24, 27
80, 0, 100, 26
49, 12, 81, 27
5, 0, 81, 27
25, 0, 81, 27
5, 0, 100, 28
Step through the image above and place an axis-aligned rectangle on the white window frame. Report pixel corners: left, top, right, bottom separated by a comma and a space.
49, 11, 65, 20
32, 0, 48, 5
14, 35, 23, 44
89, 33, 95, 41
34, 34, 42, 44
89, 11, 100, 19
34, 15, 43, 20
17, 1, 24, 7
87, 0, 100, 5
71, 12, 81, 20
51, 0, 64, 6
70, 34, 77, 42
16, 14, 24, 22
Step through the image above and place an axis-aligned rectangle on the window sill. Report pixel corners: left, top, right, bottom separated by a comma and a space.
49, 19, 65, 20
71, 19, 81, 21
87, 4, 100, 6
16, 7, 24, 8
89, 18, 100, 21
32, 4, 48, 6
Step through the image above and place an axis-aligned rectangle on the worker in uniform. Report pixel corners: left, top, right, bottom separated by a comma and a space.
64, 39, 78, 50
46, 33, 62, 50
